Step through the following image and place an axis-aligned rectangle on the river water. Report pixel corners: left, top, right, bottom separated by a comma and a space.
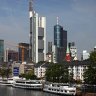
0, 85, 60, 96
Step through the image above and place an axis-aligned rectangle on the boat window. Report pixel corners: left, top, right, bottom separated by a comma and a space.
57, 90, 59, 91
16, 81, 24, 83
48, 88, 51, 90
61, 90, 63, 92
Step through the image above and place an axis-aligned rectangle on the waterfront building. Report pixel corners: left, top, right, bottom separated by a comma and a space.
68, 61, 89, 81
54, 18, 67, 63
12, 62, 21, 77
34, 60, 89, 82
0, 40, 4, 62
34, 63, 50, 79
12, 62, 34, 77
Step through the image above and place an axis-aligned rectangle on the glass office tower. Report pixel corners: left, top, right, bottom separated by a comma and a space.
0, 40, 4, 62
54, 24, 67, 63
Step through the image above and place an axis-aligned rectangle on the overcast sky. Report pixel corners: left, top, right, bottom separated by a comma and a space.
0, 0, 96, 59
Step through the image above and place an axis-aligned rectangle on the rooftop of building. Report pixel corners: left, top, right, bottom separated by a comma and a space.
34, 60, 90, 68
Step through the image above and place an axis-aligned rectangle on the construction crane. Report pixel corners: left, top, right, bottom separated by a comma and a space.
5, 41, 29, 63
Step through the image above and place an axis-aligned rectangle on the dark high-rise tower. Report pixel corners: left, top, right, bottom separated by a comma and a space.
0, 40, 4, 62
48, 42, 52, 53
54, 17, 67, 62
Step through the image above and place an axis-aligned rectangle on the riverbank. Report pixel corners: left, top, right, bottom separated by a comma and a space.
76, 90, 96, 96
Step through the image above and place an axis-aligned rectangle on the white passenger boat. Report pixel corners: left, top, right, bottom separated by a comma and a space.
0, 78, 14, 86
12, 80, 43, 90
43, 83, 76, 95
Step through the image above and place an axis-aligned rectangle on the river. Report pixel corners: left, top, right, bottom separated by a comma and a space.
0, 85, 60, 96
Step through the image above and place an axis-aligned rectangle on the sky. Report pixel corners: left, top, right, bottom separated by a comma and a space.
0, 0, 96, 59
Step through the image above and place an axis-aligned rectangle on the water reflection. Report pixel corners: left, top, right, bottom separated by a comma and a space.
0, 86, 59, 96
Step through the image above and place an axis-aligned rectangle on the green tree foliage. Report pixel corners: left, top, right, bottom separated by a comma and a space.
90, 51, 96, 65
19, 69, 37, 80
0, 64, 11, 79
45, 64, 69, 83
84, 65, 96, 84
83, 51, 96, 84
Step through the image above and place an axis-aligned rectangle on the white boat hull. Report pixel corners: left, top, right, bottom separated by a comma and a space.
12, 80, 43, 90
43, 83, 76, 96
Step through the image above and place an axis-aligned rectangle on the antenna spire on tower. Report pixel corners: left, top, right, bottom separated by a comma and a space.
57, 17, 59, 25
29, 0, 33, 11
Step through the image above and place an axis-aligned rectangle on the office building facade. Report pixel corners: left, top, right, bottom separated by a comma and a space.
68, 42, 77, 61
54, 24, 67, 63
29, 0, 46, 63
81, 50, 90, 60
0, 40, 4, 62
32, 13, 46, 63
5, 49, 18, 62
48, 42, 52, 53
18, 43, 29, 62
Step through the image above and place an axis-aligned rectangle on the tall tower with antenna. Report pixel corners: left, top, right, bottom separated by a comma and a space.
56, 17, 59, 25
28, 0, 46, 63
29, 0, 34, 61
54, 17, 67, 63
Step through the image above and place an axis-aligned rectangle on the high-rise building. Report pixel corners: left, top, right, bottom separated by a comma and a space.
54, 25, 67, 48
54, 18, 67, 63
0, 40, 4, 62
5, 48, 18, 62
48, 42, 52, 53
52, 45, 57, 63
29, 0, 46, 63
18, 43, 29, 62
81, 50, 90, 60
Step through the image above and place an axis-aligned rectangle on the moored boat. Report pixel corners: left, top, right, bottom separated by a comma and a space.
43, 83, 76, 95
12, 80, 43, 90
0, 78, 14, 86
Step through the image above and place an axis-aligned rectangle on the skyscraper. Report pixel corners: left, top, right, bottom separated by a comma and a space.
5, 49, 18, 62
18, 43, 29, 62
0, 40, 4, 62
54, 18, 67, 62
48, 42, 52, 53
54, 25, 67, 48
29, 0, 46, 63
81, 50, 90, 60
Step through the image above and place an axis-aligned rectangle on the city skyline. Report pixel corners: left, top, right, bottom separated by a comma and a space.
0, 0, 96, 59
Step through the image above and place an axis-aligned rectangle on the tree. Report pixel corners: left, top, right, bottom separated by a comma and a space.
0, 64, 12, 79
84, 65, 96, 84
90, 51, 96, 65
45, 64, 69, 83
83, 51, 96, 84
19, 69, 37, 80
